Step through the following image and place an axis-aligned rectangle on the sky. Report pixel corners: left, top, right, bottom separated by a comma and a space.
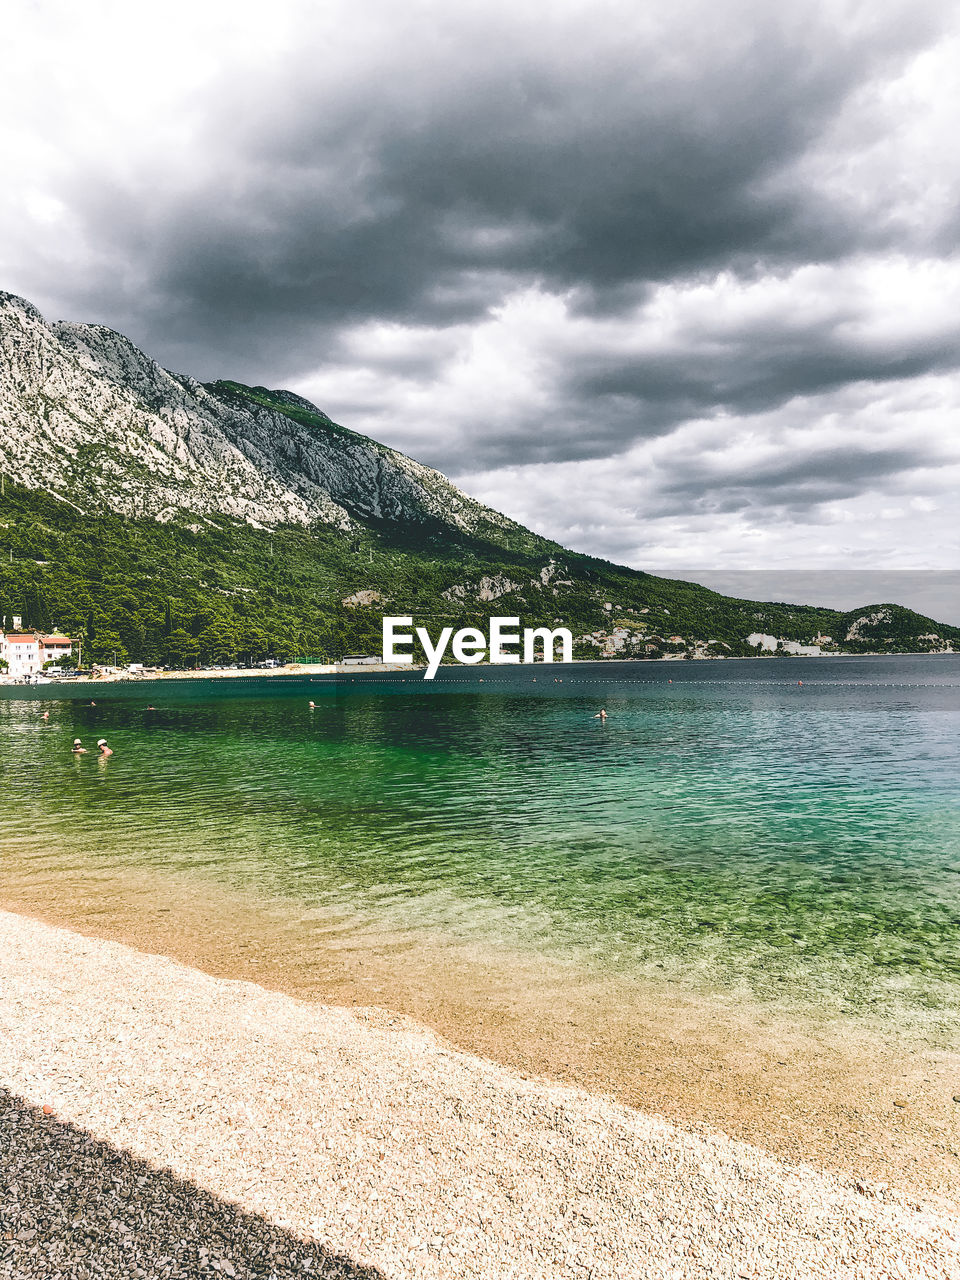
2, 0, 958, 619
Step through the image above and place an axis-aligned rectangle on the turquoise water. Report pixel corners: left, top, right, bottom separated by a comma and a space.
1, 656, 959, 1031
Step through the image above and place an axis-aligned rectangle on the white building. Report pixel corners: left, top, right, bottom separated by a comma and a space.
39, 633, 75, 668
746, 632, 820, 656
0, 631, 75, 679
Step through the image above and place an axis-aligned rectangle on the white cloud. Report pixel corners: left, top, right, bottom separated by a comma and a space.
455, 377, 960, 570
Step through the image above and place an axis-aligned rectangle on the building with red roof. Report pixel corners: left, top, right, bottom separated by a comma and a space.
0, 631, 75, 679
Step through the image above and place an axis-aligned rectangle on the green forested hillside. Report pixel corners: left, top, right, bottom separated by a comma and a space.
3, 302, 954, 669
1, 481, 955, 666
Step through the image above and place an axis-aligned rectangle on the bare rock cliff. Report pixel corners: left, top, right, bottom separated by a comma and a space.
0, 291, 516, 538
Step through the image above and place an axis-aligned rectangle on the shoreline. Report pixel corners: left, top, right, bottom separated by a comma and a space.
1, 649, 957, 700
4, 873, 960, 1215
1, 907, 957, 1279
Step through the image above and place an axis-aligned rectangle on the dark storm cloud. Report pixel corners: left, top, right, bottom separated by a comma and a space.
573, 334, 960, 426
396, 315, 960, 473
646, 442, 942, 518
6, 0, 960, 573
37, 0, 947, 396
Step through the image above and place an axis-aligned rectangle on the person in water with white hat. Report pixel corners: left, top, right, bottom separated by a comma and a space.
97, 738, 113, 757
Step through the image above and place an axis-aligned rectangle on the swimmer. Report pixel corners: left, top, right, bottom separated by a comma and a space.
86, 701, 96, 708
71, 738, 87, 754
41, 710, 49, 720
97, 738, 113, 757
308, 701, 315, 708
593, 708, 608, 720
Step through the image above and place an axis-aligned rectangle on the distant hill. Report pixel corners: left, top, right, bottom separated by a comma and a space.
0, 290, 956, 666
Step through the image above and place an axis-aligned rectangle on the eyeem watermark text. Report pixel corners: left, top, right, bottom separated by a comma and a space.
383, 617, 573, 679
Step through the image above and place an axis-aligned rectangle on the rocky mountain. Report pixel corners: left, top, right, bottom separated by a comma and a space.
0, 291, 520, 539
0, 289, 956, 667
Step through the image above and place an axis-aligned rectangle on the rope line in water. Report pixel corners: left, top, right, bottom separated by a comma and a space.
355, 675, 960, 688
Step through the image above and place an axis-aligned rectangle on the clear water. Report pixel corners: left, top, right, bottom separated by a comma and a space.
1, 656, 959, 1034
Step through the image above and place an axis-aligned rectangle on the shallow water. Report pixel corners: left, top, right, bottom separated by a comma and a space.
1, 655, 958, 1036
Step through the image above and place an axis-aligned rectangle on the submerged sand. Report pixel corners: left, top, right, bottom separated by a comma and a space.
3, 867, 958, 1212
0, 910, 957, 1280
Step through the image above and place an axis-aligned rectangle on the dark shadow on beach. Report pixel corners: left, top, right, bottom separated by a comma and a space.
0, 1087, 386, 1280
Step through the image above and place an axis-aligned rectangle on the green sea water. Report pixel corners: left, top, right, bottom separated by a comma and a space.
1, 655, 959, 1036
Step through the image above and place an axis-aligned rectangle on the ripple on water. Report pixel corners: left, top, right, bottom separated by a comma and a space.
1, 655, 959, 1037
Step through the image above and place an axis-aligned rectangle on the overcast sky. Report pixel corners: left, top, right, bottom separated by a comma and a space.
3, 1, 958, 618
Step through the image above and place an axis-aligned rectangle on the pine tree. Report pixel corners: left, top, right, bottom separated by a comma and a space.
23, 583, 40, 630
35, 587, 53, 633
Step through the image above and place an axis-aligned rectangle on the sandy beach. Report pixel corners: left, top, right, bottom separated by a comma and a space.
0, 910, 957, 1280
3, 861, 958, 1214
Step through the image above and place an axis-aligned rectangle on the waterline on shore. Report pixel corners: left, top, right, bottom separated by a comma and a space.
3, 869, 958, 1212
1, 909, 957, 1280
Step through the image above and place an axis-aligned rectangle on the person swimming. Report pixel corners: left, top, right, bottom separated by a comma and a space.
97, 738, 113, 756
593, 708, 608, 720
71, 739, 87, 754
41, 710, 49, 720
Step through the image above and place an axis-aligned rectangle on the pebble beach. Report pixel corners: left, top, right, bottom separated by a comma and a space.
0, 910, 957, 1280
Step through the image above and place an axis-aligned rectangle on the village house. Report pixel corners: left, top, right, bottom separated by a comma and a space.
0, 630, 75, 679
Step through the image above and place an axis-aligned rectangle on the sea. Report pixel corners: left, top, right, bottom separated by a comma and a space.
1, 654, 958, 1047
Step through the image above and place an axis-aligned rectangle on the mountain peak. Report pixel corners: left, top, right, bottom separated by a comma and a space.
0, 290, 46, 324
0, 289, 517, 539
